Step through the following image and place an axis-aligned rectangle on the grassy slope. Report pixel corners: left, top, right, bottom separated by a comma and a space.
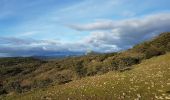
3, 53, 170, 100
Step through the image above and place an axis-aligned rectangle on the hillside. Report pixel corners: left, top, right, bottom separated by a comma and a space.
0, 32, 170, 99
3, 52, 170, 100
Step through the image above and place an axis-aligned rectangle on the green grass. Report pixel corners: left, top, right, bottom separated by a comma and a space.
2, 53, 170, 100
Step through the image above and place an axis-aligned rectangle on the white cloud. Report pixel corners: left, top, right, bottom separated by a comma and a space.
17, 31, 39, 37
0, 36, 88, 56
70, 13, 170, 31
71, 12, 170, 51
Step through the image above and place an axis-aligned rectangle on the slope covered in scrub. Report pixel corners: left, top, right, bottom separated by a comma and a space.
3, 53, 170, 100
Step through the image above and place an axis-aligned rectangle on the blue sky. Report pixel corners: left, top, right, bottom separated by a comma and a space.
0, 0, 170, 57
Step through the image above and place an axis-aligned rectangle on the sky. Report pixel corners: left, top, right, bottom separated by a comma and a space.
0, 0, 170, 57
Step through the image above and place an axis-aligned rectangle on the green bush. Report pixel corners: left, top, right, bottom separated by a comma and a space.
167, 42, 170, 51
145, 46, 165, 59
33, 78, 53, 88
86, 63, 103, 76
112, 56, 140, 70
6, 81, 22, 93
0, 84, 7, 95
74, 61, 87, 77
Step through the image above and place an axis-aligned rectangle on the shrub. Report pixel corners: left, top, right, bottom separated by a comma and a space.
7, 81, 22, 93
121, 57, 140, 66
33, 78, 53, 88
167, 42, 170, 51
0, 89, 7, 95
145, 46, 165, 59
56, 74, 72, 85
0, 84, 7, 95
86, 64, 103, 76
112, 56, 140, 70
74, 61, 87, 77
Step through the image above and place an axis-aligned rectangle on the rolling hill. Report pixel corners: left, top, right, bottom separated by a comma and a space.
3, 52, 170, 100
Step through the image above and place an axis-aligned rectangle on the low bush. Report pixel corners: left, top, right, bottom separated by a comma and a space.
144, 45, 165, 59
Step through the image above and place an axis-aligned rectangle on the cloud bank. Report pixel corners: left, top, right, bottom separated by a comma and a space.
1, 13, 170, 57
72, 13, 170, 50
0, 37, 85, 57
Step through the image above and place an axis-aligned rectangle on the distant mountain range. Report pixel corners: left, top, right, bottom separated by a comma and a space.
31, 51, 85, 60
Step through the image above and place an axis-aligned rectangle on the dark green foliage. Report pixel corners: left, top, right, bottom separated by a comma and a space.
0, 57, 45, 77
87, 64, 103, 76
0, 57, 47, 94
10, 81, 22, 93
33, 78, 53, 88
57, 75, 72, 85
74, 61, 87, 77
130, 32, 170, 62
166, 42, 170, 51
0, 89, 7, 95
145, 46, 165, 59
133, 32, 170, 55
1, 67, 23, 76
111, 57, 140, 70
0, 84, 7, 95
120, 57, 140, 66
